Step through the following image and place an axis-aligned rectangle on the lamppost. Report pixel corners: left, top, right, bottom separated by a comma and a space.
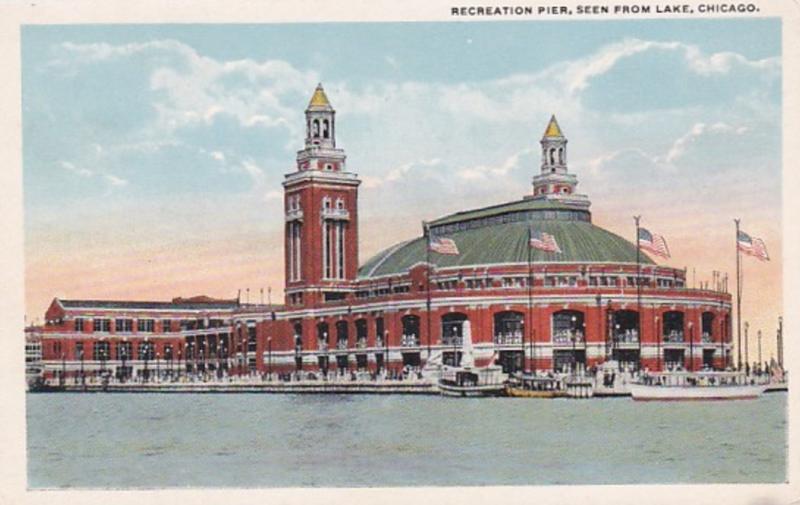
744, 321, 750, 375
655, 315, 661, 371
121, 339, 128, 383
60, 352, 66, 386
143, 338, 150, 383
155, 351, 160, 382
268, 336, 273, 381
79, 343, 85, 386
384, 330, 389, 377
595, 294, 602, 364
688, 321, 694, 372
570, 315, 578, 373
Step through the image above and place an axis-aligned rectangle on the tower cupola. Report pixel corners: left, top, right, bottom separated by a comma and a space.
529, 115, 590, 209
305, 83, 336, 149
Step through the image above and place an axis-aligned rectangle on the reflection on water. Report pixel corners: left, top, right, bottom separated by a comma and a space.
27, 393, 786, 488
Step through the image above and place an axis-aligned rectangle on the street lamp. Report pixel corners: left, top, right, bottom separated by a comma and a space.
688, 321, 694, 372
570, 315, 577, 373
79, 343, 85, 386
655, 315, 661, 371
384, 329, 389, 377
268, 336, 273, 381
143, 338, 150, 383
155, 351, 160, 382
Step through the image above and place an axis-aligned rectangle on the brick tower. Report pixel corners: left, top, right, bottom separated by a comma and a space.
283, 84, 361, 307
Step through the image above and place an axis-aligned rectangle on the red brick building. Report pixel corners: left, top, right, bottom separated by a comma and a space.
39, 85, 732, 382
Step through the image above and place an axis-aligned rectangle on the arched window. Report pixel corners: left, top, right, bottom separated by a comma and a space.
336, 198, 344, 209
441, 313, 467, 345
558, 147, 564, 164
336, 320, 348, 346
294, 322, 303, 348
401, 315, 420, 346
312, 119, 320, 138
662, 311, 685, 342
493, 311, 524, 344
702, 312, 715, 342
355, 318, 368, 343
549, 147, 556, 165
612, 310, 639, 343
552, 310, 585, 344
316, 322, 329, 348
323, 119, 330, 139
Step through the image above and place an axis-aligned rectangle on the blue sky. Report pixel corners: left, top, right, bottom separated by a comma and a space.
22, 20, 782, 336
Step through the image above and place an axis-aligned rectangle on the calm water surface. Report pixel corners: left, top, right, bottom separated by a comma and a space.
27, 393, 786, 488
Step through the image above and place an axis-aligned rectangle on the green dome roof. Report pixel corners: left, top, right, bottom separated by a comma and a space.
358, 199, 653, 279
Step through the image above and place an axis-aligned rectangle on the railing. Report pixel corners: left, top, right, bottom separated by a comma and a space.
317, 340, 328, 351
553, 330, 584, 345
285, 209, 304, 222
336, 340, 348, 350
441, 336, 463, 346
494, 332, 523, 345
613, 330, 639, 344
356, 339, 368, 349
321, 208, 350, 220
701, 332, 713, 344
375, 339, 384, 348
401, 334, 420, 347
663, 330, 685, 343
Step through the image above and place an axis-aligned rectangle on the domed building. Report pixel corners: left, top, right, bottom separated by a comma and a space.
38, 85, 732, 382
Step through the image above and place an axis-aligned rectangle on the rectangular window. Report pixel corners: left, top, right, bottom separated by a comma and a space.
94, 318, 110, 332
138, 319, 155, 333
115, 318, 133, 333
162, 319, 172, 332
74, 318, 84, 332
75, 341, 84, 360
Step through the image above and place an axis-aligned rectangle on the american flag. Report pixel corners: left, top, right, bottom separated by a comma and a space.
428, 236, 460, 255
529, 230, 562, 253
738, 230, 769, 261
638, 227, 671, 259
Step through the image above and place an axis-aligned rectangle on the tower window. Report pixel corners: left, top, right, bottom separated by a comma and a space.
549, 147, 556, 165
323, 119, 330, 139
558, 147, 564, 164
313, 119, 320, 138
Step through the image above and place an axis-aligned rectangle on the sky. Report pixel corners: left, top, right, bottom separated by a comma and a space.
22, 20, 783, 361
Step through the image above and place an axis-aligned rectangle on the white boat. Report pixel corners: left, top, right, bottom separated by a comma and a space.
437, 320, 507, 397
631, 371, 768, 401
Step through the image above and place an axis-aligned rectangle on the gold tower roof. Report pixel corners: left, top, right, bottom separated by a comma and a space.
543, 115, 563, 138
308, 83, 332, 109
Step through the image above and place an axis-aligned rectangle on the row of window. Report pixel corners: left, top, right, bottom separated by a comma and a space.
352, 274, 685, 300
73, 317, 227, 333
430, 209, 591, 236
298, 310, 728, 349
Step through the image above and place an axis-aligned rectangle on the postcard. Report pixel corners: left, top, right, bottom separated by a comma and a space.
1, 1, 798, 504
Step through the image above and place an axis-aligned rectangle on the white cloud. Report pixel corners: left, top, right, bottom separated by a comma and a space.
663, 121, 749, 163
60, 161, 92, 177
103, 174, 129, 187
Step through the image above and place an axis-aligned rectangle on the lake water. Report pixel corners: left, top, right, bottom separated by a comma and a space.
27, 392, 786, 488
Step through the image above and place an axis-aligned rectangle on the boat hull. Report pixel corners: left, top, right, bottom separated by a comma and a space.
505, 386, 565, 398
438, 381, 505, 397
630, 383, 768, 401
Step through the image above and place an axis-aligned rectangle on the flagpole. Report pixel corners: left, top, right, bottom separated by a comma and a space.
527, 227, 533, 374
425, 223, 433, 361
735, 218, 742, 370
634, 215, 642, 371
